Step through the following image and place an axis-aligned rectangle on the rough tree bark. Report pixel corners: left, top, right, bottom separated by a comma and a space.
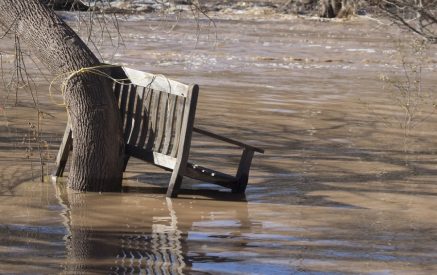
0, 0, 124, 191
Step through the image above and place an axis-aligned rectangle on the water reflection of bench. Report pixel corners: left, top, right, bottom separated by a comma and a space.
114, 198, 187, 274
55, 187, 251, 274
53, 66, 263, 197
111, 198, 251, 274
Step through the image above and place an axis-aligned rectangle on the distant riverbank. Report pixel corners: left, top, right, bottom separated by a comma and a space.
46, 0, 350, 17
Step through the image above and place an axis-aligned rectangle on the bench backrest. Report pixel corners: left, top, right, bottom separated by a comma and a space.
111, 66, 199, 171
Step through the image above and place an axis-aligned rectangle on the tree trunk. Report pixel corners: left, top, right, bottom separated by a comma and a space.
62, 191, 123, 272
0, 0, 124, 191
320, 0, 355, 18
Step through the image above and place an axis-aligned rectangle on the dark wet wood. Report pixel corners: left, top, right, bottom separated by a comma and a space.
53, 120, 73, 178
233, 149, 255, 194
53, 66, 263, 197
185, 163, 236, 189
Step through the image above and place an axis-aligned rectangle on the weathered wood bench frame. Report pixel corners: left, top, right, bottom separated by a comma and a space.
53, 66, 263, 197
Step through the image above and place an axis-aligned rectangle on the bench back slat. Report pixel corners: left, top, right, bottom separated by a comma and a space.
154, 92, 168, 151
118, 82, 130, 130
109, 66, 196, 169
114, 82, 122, 102
136, 87, 152, 148
161, 93, 177, 155
123, 85, 137, 142
145, 90, 160, 152
170, 96, 185, 158
126, 87, 144, 146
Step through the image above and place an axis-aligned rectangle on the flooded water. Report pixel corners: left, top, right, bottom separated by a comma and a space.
1, 12, 437, 274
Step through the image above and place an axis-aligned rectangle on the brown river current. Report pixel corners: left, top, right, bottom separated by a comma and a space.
1, 12, 437, 274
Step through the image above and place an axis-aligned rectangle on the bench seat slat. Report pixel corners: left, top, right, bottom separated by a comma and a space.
125, 145, 177, 170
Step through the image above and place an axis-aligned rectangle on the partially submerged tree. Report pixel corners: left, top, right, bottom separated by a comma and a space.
0, 0, 125, 191
0, 0, 211, 192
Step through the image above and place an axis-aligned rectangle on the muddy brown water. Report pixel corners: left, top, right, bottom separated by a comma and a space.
1, 12, 437, 274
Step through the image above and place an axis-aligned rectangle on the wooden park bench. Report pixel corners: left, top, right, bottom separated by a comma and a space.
52, 66, 264, 197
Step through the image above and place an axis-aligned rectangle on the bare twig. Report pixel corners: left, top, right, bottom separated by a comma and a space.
373, 0, 437, 43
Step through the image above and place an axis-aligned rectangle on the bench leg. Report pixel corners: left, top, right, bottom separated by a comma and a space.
232, 148, 254, 194
52, 123, 73, 179
166, 170, 183, 198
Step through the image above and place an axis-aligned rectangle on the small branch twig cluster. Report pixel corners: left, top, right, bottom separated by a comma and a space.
372, 0, 437, 43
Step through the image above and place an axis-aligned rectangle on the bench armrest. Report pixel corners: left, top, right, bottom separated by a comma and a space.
193, 127, 264, 153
